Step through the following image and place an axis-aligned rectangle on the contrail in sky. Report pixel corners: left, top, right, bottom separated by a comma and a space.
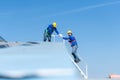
51, 0, 120, 17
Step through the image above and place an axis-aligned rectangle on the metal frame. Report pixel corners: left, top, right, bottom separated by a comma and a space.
51, 34, 65, 43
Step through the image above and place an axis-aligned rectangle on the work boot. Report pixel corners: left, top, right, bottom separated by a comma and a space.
48, 39, 51, 42
74, 58, 80, 63
43, 39, 46, 42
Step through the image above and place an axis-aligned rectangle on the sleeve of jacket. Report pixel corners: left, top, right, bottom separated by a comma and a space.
63, 37, 69, 40
54, 28, 59, 35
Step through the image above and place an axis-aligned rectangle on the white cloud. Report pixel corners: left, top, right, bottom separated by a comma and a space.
51, 0, 120, 16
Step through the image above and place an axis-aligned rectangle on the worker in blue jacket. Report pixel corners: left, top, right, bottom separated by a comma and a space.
62, 30, 80, 63
43, 22, 61, 42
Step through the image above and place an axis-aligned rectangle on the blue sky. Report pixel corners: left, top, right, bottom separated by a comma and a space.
0, 0, 120, 78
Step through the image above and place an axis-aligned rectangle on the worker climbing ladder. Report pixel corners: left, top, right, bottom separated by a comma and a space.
52, 34, 88, 80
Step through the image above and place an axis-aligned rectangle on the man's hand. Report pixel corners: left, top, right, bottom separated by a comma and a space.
59, 34, 63, 38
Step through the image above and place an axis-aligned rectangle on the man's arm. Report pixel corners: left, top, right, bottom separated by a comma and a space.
54, 28, 59, 35
63, 37, 69, 40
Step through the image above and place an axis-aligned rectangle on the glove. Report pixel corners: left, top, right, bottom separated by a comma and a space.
59, 34, 63, 38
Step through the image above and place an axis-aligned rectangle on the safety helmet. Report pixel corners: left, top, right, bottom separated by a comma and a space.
67, 30, 72, 34
52, 22, 57, 28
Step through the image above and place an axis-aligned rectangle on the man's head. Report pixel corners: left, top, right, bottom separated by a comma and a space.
67, 30, 72, 36
52, 22, 57, 28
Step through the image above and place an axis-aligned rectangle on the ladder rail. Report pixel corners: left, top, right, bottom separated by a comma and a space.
78, 56, 88, 79
67, 52, 88, 79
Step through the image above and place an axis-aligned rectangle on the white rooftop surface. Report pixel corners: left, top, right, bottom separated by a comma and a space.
0, 42, 82, 80
0, 42, 118, 80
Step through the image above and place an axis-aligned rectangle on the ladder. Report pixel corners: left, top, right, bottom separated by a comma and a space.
69, 56, 88, 79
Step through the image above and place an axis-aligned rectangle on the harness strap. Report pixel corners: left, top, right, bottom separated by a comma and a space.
69, 40, 76, 44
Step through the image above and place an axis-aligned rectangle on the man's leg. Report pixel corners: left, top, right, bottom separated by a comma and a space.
48, 35, 51, 42
72, 45, 80, 63
43, 30, 47, 42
